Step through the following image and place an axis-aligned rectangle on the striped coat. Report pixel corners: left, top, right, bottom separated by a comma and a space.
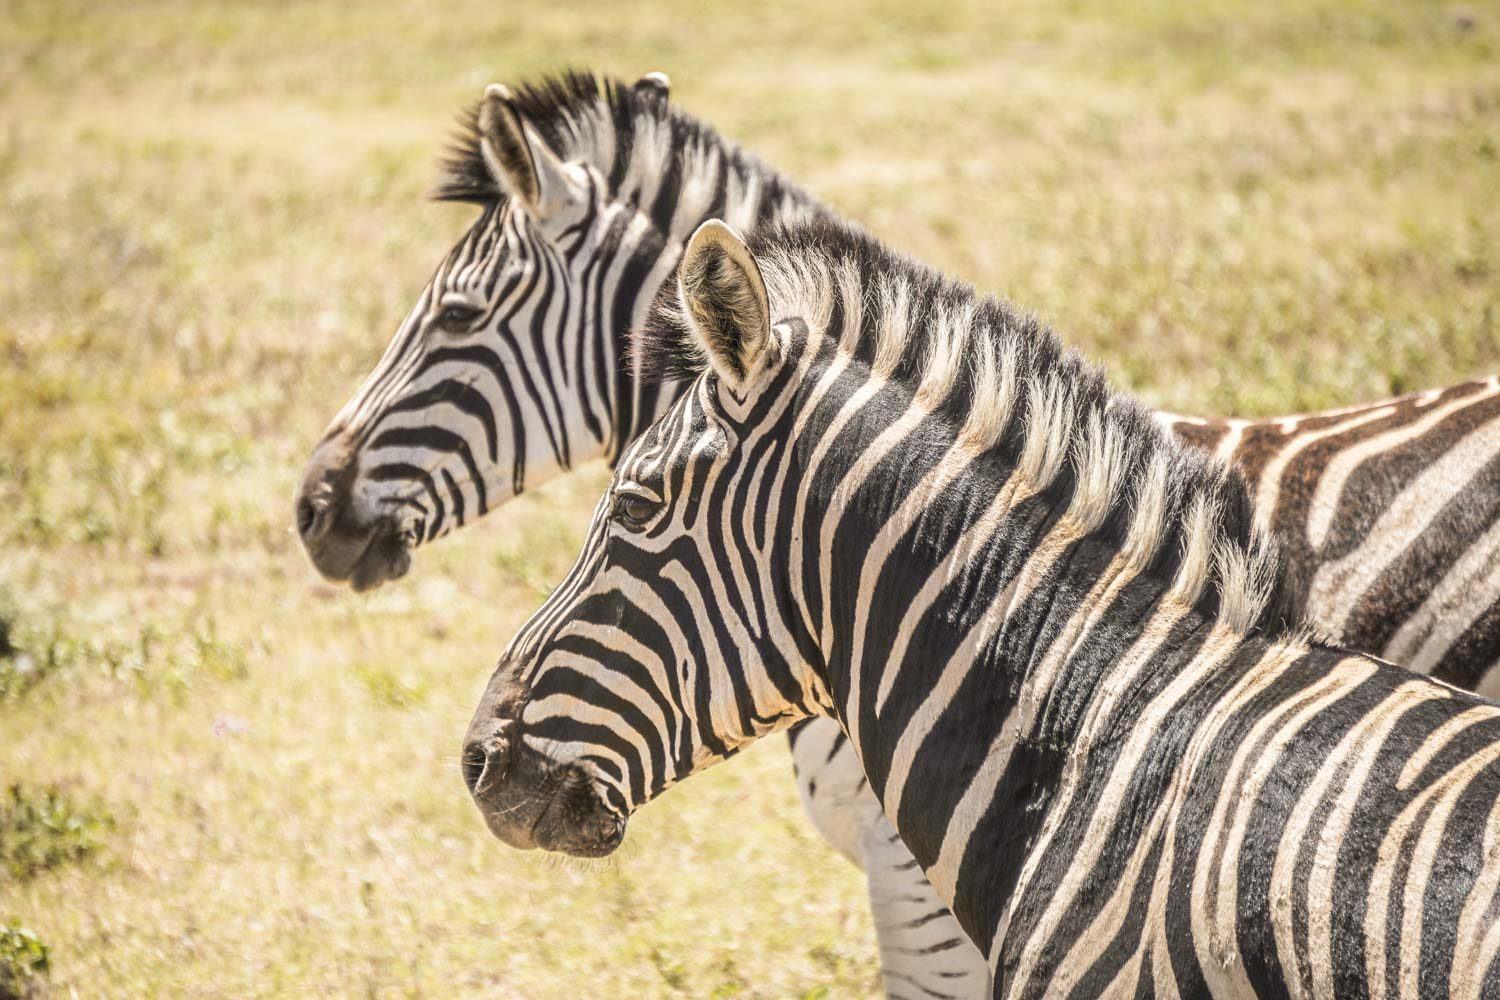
1165, 378, 1500, 691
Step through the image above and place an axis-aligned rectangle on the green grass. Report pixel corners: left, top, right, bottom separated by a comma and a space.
0, 785, 113, 881
0, 922, 51, 999
2, 0, 1498, 995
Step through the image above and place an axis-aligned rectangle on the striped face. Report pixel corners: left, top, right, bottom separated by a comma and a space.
464, 345, 828, 854
295, 85, 648, 590
463, 224, 826, 855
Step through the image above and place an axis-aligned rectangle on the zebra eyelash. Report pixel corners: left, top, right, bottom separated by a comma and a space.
433, 296, 486, 334
612, 492, 661, 530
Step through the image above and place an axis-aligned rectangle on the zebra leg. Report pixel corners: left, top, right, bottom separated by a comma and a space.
787, 719, 871, 865
787, 722, 990, 999
858, 817, 990, 1000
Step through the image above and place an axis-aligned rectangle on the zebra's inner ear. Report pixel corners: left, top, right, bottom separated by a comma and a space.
478, 84, 582, 222
678, 220, 771, 390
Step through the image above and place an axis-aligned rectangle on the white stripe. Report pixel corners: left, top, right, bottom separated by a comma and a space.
1270, 681, 1441, 999
1364, 734, 1500, 1000
1383, 506, 1500, 672
1252, 405, 1397, 535
1452, 785, 1500, 1000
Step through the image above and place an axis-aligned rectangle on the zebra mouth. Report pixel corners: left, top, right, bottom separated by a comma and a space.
468, 743, 626, 858
530, 776, 627, 858
296, 432, 424, 592
347, 524, 412, 592
299, 500, 412, 592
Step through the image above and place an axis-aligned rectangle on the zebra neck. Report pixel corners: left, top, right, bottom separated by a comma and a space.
789, 402, 1292, 957
837, 531, 1305, 959
599, 129, 826, 464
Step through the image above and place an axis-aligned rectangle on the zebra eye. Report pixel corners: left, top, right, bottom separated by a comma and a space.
434, 303, 482, 334
614, 492, 660, 530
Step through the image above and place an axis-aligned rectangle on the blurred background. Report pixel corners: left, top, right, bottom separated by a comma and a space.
2, 0, 1498, 995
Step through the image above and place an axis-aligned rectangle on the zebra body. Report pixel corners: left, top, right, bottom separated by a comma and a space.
1162, 379, 1500, 692
465, 217, 1500, 997
787, 381, 1500, 993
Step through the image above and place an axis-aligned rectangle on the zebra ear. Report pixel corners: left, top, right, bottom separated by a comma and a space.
633, 72, 670, 100
678, 220, 771, 389
478, 84, 582, 221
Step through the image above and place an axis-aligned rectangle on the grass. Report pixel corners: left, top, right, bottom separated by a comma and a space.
1, 0, 1497, 995
0, 922, 50, 999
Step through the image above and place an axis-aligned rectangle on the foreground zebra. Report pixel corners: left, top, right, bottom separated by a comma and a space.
464, 217, 1500, 997
294, 73, 1500, 995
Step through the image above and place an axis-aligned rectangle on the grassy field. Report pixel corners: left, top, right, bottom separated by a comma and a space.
2, 0, 1498, 995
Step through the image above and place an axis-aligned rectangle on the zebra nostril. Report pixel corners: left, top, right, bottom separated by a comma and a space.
462, 741, 488, 794
463, 721, 516, 796
296, 495, 322, 542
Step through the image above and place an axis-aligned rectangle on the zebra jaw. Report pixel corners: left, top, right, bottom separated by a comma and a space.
296, 488, 414, 592
464, 698, 627, 857
294, 441, 416, 590
470, 753, 626, 858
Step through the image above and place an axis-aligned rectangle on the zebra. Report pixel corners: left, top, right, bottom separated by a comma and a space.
293, 70, 816, 592
785, 380, 1500, 993
293, 72, 1500, 996
463, 216, 1500, 997
1160, 381, 1500, 694
293, 71, 990, 996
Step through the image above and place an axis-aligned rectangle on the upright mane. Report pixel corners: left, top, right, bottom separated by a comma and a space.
431, 69, 816, 226
640, 216, 1302, 638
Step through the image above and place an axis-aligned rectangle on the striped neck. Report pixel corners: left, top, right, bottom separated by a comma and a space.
762, 328, 1327, 970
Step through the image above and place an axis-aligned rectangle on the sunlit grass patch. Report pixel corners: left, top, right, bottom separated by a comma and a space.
0, 596, 252, 704
356, 663, 430, 709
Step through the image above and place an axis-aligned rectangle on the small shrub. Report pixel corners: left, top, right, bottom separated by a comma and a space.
0, 922, 50, 1000
0, 785, 113, 880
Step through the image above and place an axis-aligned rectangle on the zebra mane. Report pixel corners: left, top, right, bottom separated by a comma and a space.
432, 69, 815, 220
639, 217, 1300, 637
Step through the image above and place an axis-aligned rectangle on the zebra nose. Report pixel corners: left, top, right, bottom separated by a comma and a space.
296, 493, 330, 545
463, 720, 514, 796
295, 434, 358, 548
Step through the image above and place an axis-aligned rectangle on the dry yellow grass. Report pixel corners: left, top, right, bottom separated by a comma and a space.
2, 0, 1498, 995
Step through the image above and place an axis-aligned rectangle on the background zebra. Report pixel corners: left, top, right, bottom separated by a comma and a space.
465, 217, 1500, 997
1161, 379, 1500, 694
293, 71, 814, 591
296, 71, 1500, 998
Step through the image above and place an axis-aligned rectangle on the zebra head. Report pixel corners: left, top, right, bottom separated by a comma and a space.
463, 221, 825, 856
294, 74, 676, 591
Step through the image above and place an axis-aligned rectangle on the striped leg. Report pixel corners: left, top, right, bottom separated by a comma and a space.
861, 819, 990, 1000
790, 721, 989, 999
